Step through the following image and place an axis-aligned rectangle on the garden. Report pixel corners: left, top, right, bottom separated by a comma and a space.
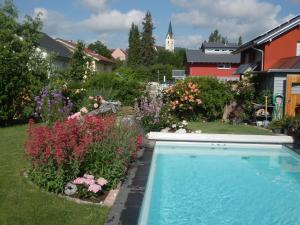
2, 1, 300, 225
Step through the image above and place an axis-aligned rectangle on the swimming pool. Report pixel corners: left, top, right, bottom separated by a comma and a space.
138, 142, 300, 225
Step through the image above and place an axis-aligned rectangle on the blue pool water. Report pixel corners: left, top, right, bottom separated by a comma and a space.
138, 142, 300, 225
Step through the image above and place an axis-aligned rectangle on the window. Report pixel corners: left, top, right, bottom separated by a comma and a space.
297, 42, 300, 56
218, 64, 231, 69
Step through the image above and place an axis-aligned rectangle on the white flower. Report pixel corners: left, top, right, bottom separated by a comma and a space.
80, 107, 88, 114
171, 124, 177, 128
93, 103, 99, 108
83, 75, 87, 80
182, 120, 188, 126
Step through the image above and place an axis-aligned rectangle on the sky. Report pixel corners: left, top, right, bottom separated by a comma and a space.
7, 0, 300, 49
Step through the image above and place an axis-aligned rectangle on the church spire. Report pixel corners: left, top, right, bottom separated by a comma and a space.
167, 21, 173, 38
165, 21, 174, 52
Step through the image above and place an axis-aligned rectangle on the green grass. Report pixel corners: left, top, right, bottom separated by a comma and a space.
0, 125, 110, 225
188, 121, 273, 135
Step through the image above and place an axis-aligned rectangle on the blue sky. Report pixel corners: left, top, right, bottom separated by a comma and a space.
8, 0, 300, 49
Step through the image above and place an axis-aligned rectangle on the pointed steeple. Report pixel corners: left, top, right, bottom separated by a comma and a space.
167, 21, 173, 38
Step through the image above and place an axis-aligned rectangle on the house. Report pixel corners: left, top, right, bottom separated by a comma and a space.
234, 14, 300, 116
38, 33, 72, 69
185, 42, 241, 81
172, 70, 186, 80
56, 38, 115, 73
111, 48, 127, 61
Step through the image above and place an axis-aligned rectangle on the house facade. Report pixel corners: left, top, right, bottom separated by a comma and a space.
186, 43, 241, 81
234, 14, 300, 116
38, 33, 72, 69
56, 39, 115, 73
111, 48, 127, 61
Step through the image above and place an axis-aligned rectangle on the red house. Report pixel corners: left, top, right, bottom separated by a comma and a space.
186, 42, 241, 81
234, 14, 300, 116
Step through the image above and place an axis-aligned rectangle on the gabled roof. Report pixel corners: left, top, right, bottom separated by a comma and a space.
268, 56, 300, 73
201, 42, 238, 49
39, 33, 72, 59
186, 49, 240, 64
166, 21, 173, 38
56, 38, 115, 64
235, 14, 300, 53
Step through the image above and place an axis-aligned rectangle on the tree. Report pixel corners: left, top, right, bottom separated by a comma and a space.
0, 0, 49, 123
127, 23, 141, 67
140, 11, 156, 66
69, 41, 91, 82
208, 29, 227, 44
155, 48, 186, 69
238, 36, 243, 46
88, 40, 112, 59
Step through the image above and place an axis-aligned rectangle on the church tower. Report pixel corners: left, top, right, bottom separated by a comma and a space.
165, 21, 174, 52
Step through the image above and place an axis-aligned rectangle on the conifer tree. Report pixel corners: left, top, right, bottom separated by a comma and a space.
127, 23, 141, 67
238, 36, 243, 46
140, 12, 156, 66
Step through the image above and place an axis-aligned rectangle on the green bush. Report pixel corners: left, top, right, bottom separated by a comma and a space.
84, 72, 144, 106
182, 77, 233, 120
82, 123, 141, 189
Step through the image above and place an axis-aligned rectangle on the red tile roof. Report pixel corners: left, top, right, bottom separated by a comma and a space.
269, 56, 300, 72
56, 38, 116, 64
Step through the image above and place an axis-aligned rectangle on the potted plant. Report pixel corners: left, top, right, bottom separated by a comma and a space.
269, 119, 284, 134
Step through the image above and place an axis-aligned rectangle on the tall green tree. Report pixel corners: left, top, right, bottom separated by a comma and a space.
127, 23, 141, 67
140, 11, 156, 66
238, 35, 243, 45
69, 41, 91, 82
0, 0, 49, 123
88, 40, 112, 59
208, 29, 227, 44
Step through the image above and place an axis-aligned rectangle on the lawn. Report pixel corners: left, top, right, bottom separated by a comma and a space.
0, 125, 110, 225
188, 121, 273, 135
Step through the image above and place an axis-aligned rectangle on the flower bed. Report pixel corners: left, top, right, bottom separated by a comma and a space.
26, 114, 142, 202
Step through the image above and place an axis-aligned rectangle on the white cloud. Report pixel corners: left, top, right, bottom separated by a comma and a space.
81, 9, 144, 32
176, 35, 204, 49
171, 0, 282, 42
33, 5, 144, 48
80, 0, 108, 12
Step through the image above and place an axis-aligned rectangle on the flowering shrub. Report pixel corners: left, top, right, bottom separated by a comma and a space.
163, 81, 202, 120
67, 174, 108, 198
83, 122, 142, 189
88, 95, 103, 111
26, 115, 115, 193
134, 96, 165, 132
34, 88, 73, 125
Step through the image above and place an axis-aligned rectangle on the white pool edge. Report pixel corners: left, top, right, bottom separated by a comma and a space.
147, 132, 294, 144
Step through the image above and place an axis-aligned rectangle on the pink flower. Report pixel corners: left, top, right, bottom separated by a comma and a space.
84, 178, 95, 186
68, 112, 81, 120
80, 107, 88, 114
88, 184, 101, 193
97, 177, 108, 186
84, 174, 94, 180
89, 96, 94, 100
73, 177, 85, 184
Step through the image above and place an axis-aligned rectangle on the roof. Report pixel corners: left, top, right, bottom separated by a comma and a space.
56, 38, 115, 64
39, 33, 72, 59
268, 56, 300, 73
172, 70, 185, 77
235, 14, 300, 53
235, 63, 257, 74
201, 42, 238, 49
166, 21, 173, 38
186, 49, 241, 64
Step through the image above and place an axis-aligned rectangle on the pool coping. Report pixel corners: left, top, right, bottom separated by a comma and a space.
147, 132, 294, 144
